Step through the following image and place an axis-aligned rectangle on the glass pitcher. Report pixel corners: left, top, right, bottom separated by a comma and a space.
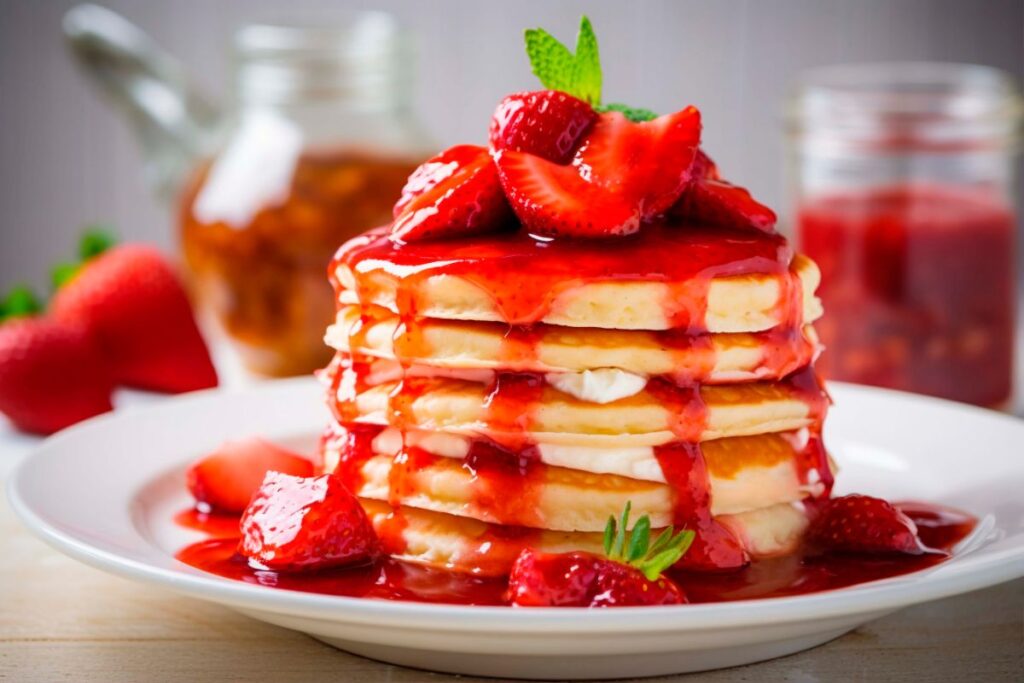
63, 5, 429, 377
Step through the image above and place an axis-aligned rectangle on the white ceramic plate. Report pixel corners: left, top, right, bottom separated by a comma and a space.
8, 378, 1024, 679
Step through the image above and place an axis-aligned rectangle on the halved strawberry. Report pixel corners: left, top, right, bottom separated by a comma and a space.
489, 90, 597, 163
671, 179, 777, 233
186, 437, 315, 513
239, 471, 380, 571
0, 317, 114, 435
692, 149, 720, 180
390, 145, 512, 243
573, 107, 702, 218
808, 494, 931, 555
50, 244, 218, 393
506, 503, 692, 607
495, 149, 639, 238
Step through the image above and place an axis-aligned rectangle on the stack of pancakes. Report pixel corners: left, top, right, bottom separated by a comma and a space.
320, 225, 832, 576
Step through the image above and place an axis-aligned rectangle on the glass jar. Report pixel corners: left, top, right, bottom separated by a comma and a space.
787, 63, 1022, 408
179, 15, 428, 377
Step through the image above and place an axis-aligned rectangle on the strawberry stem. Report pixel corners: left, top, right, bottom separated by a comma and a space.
602, 501, 695, 580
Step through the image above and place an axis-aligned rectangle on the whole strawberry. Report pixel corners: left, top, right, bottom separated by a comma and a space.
0, 317, 114, 435
506, 502, 692, 607
808, 494, 931, 555
490, 90, 597, 163
51, 244, 217, 393
239, 471, 380, 571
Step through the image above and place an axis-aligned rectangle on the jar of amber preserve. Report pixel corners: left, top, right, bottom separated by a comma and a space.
788, 63, 1021, 407
180, 15, 428, 377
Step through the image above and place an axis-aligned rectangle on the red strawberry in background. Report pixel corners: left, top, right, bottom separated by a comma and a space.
51, 244, 218, 393
494, 107, 701, 238
390, 145, 513, 244
808, 494, 932, 555
0, 317, 114, 435
239, 471, 380, 571
506, 503, 693, 607
187, 437, 315, 513
489, 90, 597, 163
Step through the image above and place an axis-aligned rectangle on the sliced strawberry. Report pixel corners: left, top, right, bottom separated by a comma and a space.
506, 549, 686, 607
186, 437, 315, 513
0, 317, 114, 435
808, 494, 931, 555
50, 244, 218, 393
489, 90, 597, 163
239, 471, 380, 571
692, 149, 720, 180
671, 179, 777, 233
573, 107, 702, 218
494, 149, 639, 238
390, 145, 512, 243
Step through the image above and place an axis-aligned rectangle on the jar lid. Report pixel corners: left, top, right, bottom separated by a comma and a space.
787, 62, 1023, 154
232, 12, 413, 108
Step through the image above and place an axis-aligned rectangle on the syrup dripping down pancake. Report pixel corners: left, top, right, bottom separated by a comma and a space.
324, 359, 828, 446
326, 305, 820, 383
333, 224, 821, 332
320, 426, 829, 530
360, 499, 809, 577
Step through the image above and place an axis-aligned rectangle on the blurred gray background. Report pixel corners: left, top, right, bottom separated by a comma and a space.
1, 0, 1022, 291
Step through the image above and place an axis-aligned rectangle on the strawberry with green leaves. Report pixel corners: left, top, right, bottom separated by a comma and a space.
507, 502, 693, 607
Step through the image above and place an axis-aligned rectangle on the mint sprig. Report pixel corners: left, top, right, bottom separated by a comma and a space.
525, 16, 602, 105
524, 17, 658, 124
603, 501, 694, 581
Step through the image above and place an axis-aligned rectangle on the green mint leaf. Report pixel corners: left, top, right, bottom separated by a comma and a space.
1, 285, 42, 321
597, 103, 658, 123
626, 515, 651, 562
79, 228, 116, 261
571, 16, 601, 105
525, 27, 577, 95
51, 262, 79, 290
524, 16, 602, 105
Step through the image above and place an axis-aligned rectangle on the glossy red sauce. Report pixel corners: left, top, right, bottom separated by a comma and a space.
175, 502, 975, 606
799, 184, 1016, 407
332, 223, 795, 328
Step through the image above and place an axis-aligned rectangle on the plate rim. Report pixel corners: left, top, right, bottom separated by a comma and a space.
8, 378, 1024, 634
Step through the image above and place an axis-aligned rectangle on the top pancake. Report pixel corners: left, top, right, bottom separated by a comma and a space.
333, 224, 822, 332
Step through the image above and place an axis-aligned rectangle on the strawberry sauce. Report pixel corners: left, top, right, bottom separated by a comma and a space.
332, 222, 796, 328
174, 502, 975, 606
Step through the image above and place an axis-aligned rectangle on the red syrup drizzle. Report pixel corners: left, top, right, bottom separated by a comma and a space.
332, 222, 795, 328
174, 501, 975, 605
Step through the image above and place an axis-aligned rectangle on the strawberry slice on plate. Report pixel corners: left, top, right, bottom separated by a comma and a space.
506, 503, 692, 607
0, 317, 114, 435
187, 437, 315, 514
51, 244, 217, 393
391, 145, 512, 243
239, 471, 380, 571
808, 494, 933, 555
671, 178, 777, 233
489, 90, 597, 163
495, 149, 640, 238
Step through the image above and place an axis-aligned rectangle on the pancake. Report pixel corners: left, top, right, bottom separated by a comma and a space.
327, 366, 826, 446
361, 498, 809, 576
326, 305, 820, 383
321, 432, 820, 530
333, 225, 822, 332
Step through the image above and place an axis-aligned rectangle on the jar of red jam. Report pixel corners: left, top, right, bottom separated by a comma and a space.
788, 63, 1022, 407
180, 16, 429, 377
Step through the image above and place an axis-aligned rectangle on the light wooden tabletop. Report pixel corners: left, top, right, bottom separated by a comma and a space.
2, 414, 1021, 683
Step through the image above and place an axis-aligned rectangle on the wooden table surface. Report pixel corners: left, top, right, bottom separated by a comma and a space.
2, 411, 1022, 683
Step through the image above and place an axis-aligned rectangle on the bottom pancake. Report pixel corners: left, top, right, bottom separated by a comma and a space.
361, 499, 809, 577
